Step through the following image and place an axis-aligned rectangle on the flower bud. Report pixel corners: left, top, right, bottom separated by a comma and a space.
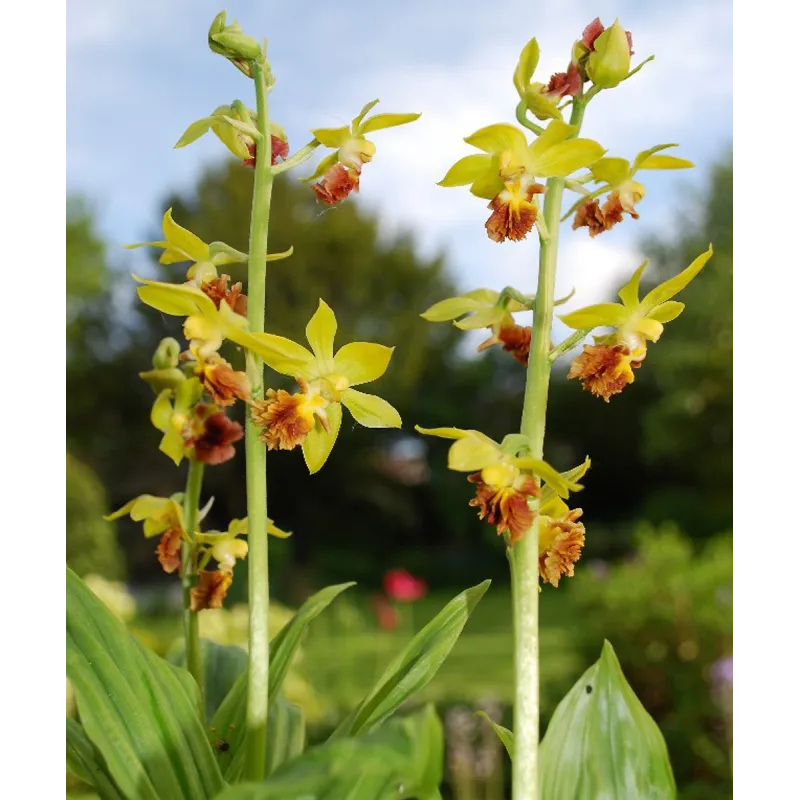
586, 20, 631, 88
208, 11, 263, 75
153, 337, 181, 369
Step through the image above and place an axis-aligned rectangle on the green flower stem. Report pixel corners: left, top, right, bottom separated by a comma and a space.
272, 139, 320, 175
244, 61, 275, 782
512, 100, 585, 800
181, 458, 206, 699
548, 328, 593, 363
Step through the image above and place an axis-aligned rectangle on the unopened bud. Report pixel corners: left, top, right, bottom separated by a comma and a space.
208, 11, 263, 76
153, 337, 181, 369
587, 20, 631, 88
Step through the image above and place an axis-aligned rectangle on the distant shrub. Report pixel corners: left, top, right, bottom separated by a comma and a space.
66, 453, 124, 579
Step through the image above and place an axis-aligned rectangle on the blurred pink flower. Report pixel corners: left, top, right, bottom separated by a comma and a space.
383, 569, 428, 603
371, 593, 401, 630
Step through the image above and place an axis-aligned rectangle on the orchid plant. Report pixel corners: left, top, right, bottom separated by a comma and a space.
66, 11, 707, 800
415, 15, 710, 799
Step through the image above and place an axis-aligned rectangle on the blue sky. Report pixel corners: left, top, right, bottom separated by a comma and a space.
67, 0, 731, 312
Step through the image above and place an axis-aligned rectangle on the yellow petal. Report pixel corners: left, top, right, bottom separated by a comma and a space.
629, 316, 665, 343
104, 498, 138, 522
302, 403, 342, 474
351, 99, 381, 130
311, 126, 352, 148
129, 495, 171, 522
303, 151, 339, 183
647, 300, 685, 324
464, 123, 529, 155
539, 457, 591, 510
358, 113, 421, 134
150, 390, 173, 432
527, 120, 576, 159
590, 157, 631, 187
267, 520, 292, 539
530, 139, 606, 178
421, 291, 498, 322
636, 154, 694, 171
414, 425, 475, 441
124, 239, 169, 252
617, 260, 650, 308
174, 116, 213, 149
559, 303, 630, 330
306, 299, 337, 366
513, 37, 540, 96
454, 307, 506, 331
341, 388, 402, 428
448, 436, 502, 472
512, 458, 581, 497
437, 154, 493, 188
523, 88, 563, 122
631, 143, 679, 173
638, 245, 713, 313
333, 342, 394, 386
243, 332, 316, 378
135, 277, 217, 318
161, 208, 209, 262
160, 428, 186, 467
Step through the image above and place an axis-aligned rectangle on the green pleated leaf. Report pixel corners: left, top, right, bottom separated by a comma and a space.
169, 639, 248, 723
214, 705, 443, 800
66, 567, 224, 800
211, 582, 355, 781
539, 640, 676, 800
66, 718, 126, 800
265, 694, 307, 776
331, 580, 491, 740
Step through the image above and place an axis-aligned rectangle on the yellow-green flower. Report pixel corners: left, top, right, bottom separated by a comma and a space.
196, 517, 290, 573
420, 288, 528, 352
306, 99, 420, 206
106, 493, 187, 537
438, 121, 604, 242
569, 144, 694, 236
174, 103, 288, 167
560, 246, 713, 400
134, 277, 252, 358
126, 209, 292, 282
248, 300, 401, 473
149, 377, 204, 465
415, 426, 584, 543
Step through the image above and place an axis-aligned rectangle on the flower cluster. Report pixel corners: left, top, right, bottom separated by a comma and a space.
416, 427, 589, 587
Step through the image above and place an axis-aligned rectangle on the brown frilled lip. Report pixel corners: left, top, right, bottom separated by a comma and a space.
190, 570, 233, 611
312, 163, 361, 206
467, 473, 539, 543
567, 343, 642, 402
251, 388, 316, 451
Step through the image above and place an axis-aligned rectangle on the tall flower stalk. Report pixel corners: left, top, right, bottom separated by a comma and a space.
181, 459, 206, 697
420, 17, 710, 798
242, 60, 275, 781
